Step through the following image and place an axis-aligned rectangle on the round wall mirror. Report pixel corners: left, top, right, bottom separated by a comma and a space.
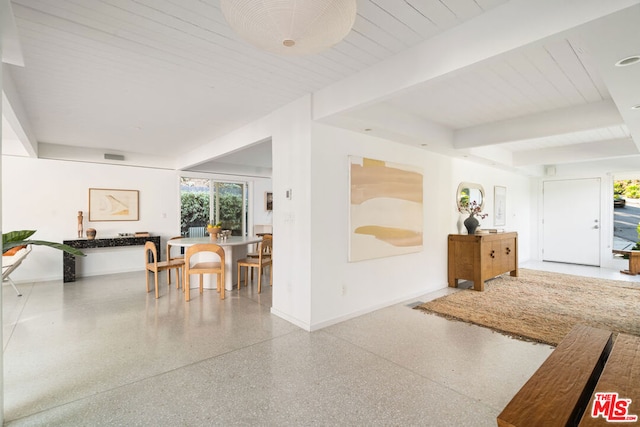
457, 182, 485, 212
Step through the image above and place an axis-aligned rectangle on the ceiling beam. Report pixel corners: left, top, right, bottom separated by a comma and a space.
512, 138, 638, 166
338, 103, 454, 149
0, 0, 24, 66
580, 5, 640, 152
453, 100, 623, 148
2, 66, 37, 157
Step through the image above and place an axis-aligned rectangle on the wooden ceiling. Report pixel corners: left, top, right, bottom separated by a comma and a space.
3, 0, 640, 175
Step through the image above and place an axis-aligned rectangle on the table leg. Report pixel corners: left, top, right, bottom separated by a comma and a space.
223, 246, 233, 291
63, 252, 76, 283
623, 252, 640, 275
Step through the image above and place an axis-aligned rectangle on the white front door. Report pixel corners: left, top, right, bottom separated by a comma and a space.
542, 178, 601, 266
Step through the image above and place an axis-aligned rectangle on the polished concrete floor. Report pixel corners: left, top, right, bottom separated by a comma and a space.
3, 261, 639, 426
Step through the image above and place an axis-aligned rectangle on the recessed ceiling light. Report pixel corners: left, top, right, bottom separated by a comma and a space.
632, 104, 640, 110
363, 128, 372, 132
615, 55, 640, 67
421, 143, 428, 147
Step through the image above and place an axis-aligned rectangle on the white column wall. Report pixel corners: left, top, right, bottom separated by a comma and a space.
269, 96, 313, 329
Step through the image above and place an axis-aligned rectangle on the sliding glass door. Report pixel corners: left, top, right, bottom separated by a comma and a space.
180, 177, 248, 237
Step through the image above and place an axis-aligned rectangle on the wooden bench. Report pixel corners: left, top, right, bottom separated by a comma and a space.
497, 324, 640, 427
612, 249, 640, 275
578, 333, 640, 426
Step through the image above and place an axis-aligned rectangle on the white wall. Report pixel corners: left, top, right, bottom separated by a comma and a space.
4, 158, 276, 282
252, 178, 272, 228
306, 123, 533, 330
2, 156, 181, 282
450, 158, 533, 262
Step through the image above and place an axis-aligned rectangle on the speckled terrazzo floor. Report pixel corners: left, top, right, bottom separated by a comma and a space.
5, 261, 634, 426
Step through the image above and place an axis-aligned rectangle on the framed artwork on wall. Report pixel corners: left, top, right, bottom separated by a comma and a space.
348, 156, 423, 262
89, 188, 139, 221
265, 191, 273, 211
494, 186, 506, 226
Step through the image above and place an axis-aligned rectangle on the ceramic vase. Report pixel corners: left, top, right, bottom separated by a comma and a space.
464, 214, 479, 235
86, 228, 96, 240
207, 227, 220, 239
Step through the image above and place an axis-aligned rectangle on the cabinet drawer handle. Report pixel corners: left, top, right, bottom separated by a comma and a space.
505, 247, 511, 254
490, 250, 495, 258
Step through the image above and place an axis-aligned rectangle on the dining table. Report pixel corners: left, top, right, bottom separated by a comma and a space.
168, 235, 262, 291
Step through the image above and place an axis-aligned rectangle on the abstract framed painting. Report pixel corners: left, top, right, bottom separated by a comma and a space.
89, 188, 139, 221
348, 156, 423, 262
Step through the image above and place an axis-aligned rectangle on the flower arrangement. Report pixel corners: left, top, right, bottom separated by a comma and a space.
458, 200, 488, 219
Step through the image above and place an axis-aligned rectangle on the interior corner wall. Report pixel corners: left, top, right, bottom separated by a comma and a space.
308, 123, 533, 330
2, 156, 181, 282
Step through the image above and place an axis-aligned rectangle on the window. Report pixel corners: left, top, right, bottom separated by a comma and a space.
180, 177, 248, 236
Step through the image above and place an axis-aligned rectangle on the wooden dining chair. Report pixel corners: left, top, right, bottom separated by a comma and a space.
247, 234, 272, 280
248, 233, 272, 257
166, 236, 184, 287
237, 235, 272, 293
184, 243, 225, 301
144, 241, 185, 298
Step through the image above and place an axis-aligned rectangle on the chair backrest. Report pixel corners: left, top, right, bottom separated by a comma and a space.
259, 236, 272, 261
254, 224, 273, 235
185, 243, 225, 267
166, 236, 183, 261
144, 241, 158, 266
188, 226, 206, 237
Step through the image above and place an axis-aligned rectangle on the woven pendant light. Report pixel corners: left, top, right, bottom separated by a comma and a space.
220, 0, 357, 56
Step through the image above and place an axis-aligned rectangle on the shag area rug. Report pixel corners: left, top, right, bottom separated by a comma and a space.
415, 269, 640, 346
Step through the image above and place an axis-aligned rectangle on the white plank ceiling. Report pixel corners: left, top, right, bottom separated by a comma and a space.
3, 0, 640, 174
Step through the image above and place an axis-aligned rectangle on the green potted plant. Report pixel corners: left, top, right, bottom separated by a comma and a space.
3, 230, 86, 256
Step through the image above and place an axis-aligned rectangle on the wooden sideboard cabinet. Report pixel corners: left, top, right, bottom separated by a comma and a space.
448, 232, 518, 291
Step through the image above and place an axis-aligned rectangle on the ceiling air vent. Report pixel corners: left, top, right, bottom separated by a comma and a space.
104, 153, 125, 161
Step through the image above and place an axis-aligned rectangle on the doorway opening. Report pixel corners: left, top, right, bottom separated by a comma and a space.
613, 178, 640, 251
